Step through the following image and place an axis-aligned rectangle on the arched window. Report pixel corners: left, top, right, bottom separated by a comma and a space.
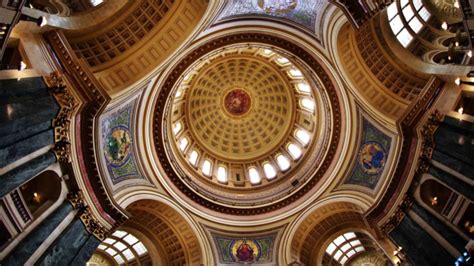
387, 0, 431, 47
96, 230, 148, 265
325, 232, 366, 264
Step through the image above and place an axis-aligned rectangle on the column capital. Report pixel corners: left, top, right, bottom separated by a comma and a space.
381, 194, 414, 235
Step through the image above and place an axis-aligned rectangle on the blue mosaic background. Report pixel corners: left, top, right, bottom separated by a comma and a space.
101, 103, 143, 184
345, 118, 391, 189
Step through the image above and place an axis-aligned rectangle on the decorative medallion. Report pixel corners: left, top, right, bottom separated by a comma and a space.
258, 0, 298, 14
345, 118, 391, 190
223, 88, 252, 116
106, 126, 132, 166
359, 141, 386, 175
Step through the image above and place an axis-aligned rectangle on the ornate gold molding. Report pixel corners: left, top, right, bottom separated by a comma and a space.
380, 110, 443, 235
46, 71, 78, 163
380, 194, 413, 235
67, 191, 109, 240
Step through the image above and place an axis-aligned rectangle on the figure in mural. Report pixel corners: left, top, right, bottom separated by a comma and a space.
236, 240, 255, 262
224, 89, 252, 116
359, 142, 386, 175
258, 0, 298, 13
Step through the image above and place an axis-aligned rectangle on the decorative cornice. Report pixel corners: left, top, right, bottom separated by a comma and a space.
67, 191, 109, 240
380, 194, 413, 235
44, 30, 127, 225
46, 71, 78, 163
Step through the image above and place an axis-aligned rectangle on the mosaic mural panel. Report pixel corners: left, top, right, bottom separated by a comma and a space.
345, 118, 391, 189
219, 0, 324, 32
211, 232, 278, 265
101, 102, 143, 184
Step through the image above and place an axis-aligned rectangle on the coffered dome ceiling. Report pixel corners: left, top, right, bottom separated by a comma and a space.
152, 34, 344, 215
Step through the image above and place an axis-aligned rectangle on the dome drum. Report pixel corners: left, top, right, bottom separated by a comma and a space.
152, 33, 343, 215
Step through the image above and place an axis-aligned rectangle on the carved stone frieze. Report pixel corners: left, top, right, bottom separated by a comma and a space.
46, 71, 78, 163
380, 194, 413, 235
67, 190, 109, 240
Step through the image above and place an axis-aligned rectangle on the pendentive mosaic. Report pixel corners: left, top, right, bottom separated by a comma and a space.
220, 0, 324, 32
102, 102, 143, 184
345, 118, 391, 189
212, 233, 278, 265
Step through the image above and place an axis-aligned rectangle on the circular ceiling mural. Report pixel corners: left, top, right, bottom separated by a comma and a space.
152, 34, 342, 215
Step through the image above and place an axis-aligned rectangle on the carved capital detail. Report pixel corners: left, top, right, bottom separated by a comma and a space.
79, 207, 109, 241
380, 194, 413, 235
46, 71, 77, 163
68, 190, 109, 240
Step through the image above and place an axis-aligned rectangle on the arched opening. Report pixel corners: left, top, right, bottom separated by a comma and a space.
89, 199, 203, 265
419, 179, 454, 215
19, 170, 61, 219
289, 201, 391, 265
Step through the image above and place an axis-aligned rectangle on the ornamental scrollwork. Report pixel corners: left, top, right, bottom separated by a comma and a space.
46, 71, 77, 163
67, 190, 109, 240
380, 194, 413, 235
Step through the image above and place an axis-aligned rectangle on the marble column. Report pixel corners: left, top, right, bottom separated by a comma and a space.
0, 77, 59, 167
1, 201, 74, 266
36, 218, 100, 266
390, 214, 454, 266
433, 117, 474, 180
0, 150, 56, 197
411, 202, 466, 251
0, 128, 54, 168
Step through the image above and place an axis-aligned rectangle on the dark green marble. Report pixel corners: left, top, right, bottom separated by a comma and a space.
390, 215, 454, 266
0, 121, 52, 149
412, 202, 466, 251
0, 151, 56, 197
36, 218, 92, 266
0, 129, 54, 168
433, 118, 474, 180
429, 166, 474, 200
1, 202, 73, 266
68, 234, 101, 266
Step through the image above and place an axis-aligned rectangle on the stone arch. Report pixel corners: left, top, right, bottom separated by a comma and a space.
288, 201, 365, 264
118, 195, 209, 266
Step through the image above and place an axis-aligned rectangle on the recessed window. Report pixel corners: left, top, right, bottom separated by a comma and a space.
287, 143, 302, 160
276, 57, 290, 65
113, 241, 127, 251
262, 49, 273, 56
133, 242, 147, 256
202, 159, 212, 176
90, 0, 103, 6
98, 230, 148, 264
104, 238, 116, 245
179, 137, 189, 151
295, 129, 311, 146
105, 248, 117, 256
123, 234, 139, 245
217, 166, 227, 183
387, 0, 431, 48
122, 249, 134, 261
114, 255, 125, 264
263, 163, 277, 179
300, 98, 315, 112
248, 167, 261, 184
289, 68, 303, 78
175, 89, 183, 98
189, 150, 199, 166
276, 154, 291, 171
173, 122, 182, 135
325, 232, 366, 264
296, 82, 311, 93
